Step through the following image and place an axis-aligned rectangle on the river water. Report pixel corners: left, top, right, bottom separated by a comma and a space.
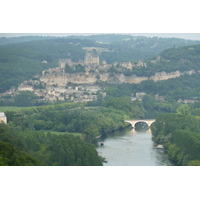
96, 128, 173, 166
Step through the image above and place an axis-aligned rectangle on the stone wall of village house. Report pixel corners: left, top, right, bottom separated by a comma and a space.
0, 113, 7, 124
0, 117, 7, 124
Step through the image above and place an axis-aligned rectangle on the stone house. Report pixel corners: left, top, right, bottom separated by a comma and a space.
18, 84, 34, 91
0, 112, 7, 124
121, 62, 132, 69
42, 60, 48, 64
136, 92, 146, 98
184, 100, 197, 103
45, 94, 57, 101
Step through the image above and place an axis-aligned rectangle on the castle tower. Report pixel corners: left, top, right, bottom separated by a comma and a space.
84, 51, 99, 67
59, 59, 72, 68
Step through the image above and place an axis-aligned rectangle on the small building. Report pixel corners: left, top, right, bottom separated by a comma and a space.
0, 112, 7, 124
18, 84, 34, 91
136, 92, 146, 98
121, 62, 132, 69
184, 100, 197, 104
42, 60, 48, 64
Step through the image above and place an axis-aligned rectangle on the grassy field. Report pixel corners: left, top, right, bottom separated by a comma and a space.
0, 106, 27, 112
0, 106, 83, 138
0, 106, 38, 112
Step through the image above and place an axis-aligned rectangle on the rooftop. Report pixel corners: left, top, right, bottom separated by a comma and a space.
0, 112, 6, 117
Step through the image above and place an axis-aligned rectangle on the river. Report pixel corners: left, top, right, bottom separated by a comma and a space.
96, 128, 173, 166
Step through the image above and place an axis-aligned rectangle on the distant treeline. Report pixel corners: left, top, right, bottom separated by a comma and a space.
72, 34, 200, 63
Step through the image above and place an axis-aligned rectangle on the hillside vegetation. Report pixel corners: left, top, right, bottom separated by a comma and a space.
0, 101, 133, 166
71, 34, 200, 62
0, 38, 87, 93
151, 113, 200, 166
0, 35, 200, 93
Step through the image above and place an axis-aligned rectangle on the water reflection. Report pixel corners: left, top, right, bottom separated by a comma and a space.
96, 128, 173, 166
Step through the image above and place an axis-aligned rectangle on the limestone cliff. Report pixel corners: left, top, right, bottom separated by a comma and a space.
40, 70, 196, 86
149, 70, 195, 82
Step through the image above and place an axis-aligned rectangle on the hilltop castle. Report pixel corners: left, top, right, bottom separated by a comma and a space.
84, 51, 99, 67
58, 51, 100, 69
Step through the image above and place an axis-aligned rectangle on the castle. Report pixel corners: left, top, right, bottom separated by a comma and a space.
59, 58, 73, 68
58, 51, 100, 69
84, 51, 99, 67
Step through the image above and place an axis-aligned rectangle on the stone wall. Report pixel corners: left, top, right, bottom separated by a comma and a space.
0, 112, 7, 124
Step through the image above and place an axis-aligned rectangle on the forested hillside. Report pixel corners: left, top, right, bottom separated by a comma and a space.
0, 38, 88, 93
114, 43, 200, 77
0, 36, 56, 45
1, 35, 200, 93
71, 34, 200, 63
97, 43, 200, 104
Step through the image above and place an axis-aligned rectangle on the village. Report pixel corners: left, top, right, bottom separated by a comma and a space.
0, 48, 198, 105
0, 49, 147, 104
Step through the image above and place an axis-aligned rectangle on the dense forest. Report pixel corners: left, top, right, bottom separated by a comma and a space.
71, 34, 200, 63
1, 99, 142, 165
0, 122, 103, 166
151, 111, 200, 166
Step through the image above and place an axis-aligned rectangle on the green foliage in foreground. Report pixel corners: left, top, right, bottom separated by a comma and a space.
0, 101, 131, 166
151, 113, 200, 166
0, 124, 43, 166
0, 123, 103, 166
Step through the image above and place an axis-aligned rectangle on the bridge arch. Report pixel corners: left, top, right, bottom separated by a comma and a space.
125, 119, 155, 129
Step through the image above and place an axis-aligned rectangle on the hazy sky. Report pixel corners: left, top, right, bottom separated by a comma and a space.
1, 33, 200, 41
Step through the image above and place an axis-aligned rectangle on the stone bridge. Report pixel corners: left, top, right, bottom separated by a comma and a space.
125, 119, 155, 129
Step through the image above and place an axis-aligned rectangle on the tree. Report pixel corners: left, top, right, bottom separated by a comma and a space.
83, 124, 100, 142
14, 91, 37, 106
176, 104, 191, 115
142, 95, 155, 109
187, 160, 200, 166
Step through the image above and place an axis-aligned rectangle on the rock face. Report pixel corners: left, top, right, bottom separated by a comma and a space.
40, 69, 196, 87
149, 70, 195, 82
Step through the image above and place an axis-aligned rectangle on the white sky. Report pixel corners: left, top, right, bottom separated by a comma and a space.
1, 1, 200, 40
